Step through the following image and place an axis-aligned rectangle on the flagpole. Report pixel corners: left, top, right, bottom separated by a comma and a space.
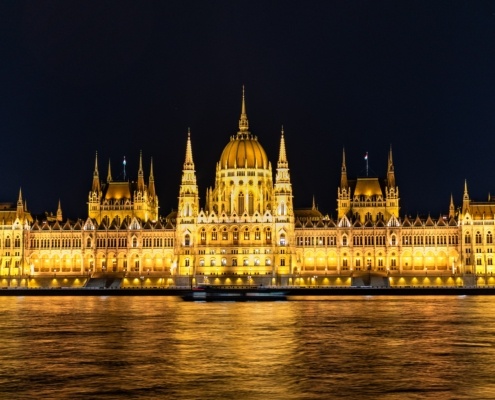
365, 152, 368, 177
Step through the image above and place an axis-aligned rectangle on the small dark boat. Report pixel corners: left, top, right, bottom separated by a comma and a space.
182, 285, 287, 302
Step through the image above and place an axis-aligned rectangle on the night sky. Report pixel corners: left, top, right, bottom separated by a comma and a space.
2, 1, 495, 219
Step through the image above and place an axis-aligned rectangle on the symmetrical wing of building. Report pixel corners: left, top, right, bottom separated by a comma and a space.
1, 90, 494, 285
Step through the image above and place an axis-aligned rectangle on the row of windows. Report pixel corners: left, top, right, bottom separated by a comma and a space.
296, 235, 459, 247
0, 237, 21, 248
186, 257, 274, 267
465, 232, 493, 244
340, 258, 395, 267
28, 237, 174, 249
199, 230, 272, 242
198, 249, 272, 255
30, 238, 83, 249
465, 257, 494, 266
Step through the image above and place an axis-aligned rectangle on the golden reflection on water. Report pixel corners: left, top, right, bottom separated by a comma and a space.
1, 296, 495, 399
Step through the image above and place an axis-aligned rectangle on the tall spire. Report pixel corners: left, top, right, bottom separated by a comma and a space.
277, 126, 288, 168
92, 151, 101, 192
238, 85, 249, 135
149, 157, 156, 198
449, 193, 455, 218
137, 150, 145, 191
275, 126, 291, 185
184, 128, 195, 170
462, 179, 470, 213
387, 145, 396, 188
16, 187, 24, 218
56, 199, 63, 222
463, 179, 469, 200
107, 159, 112, 182
340, 148, 348, 189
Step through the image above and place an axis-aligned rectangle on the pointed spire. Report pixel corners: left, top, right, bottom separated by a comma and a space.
16, 187, 24, 218
449, 193, 455, 218
138, 150, 144, 175
184, 128, 195, 170
340, 148, 348, 189
56, 199, 63, 222
387, 145, 396, 188
92, 151, 101, 192
137, 150, 145, 191
388, 144, 394, 168
238, 85, 249, 135
277, 126, 288, 168
107, 159, 112, 182
149, 157, 156, 198
149, 157, 154, 181
462, 179, 470, 213
312, 195, 316, 210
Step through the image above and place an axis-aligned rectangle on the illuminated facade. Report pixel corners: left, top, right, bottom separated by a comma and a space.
1, 90, 494, 286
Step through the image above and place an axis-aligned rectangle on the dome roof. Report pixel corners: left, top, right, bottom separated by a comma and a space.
218, 87, 269, 170
219, 135, 268, 169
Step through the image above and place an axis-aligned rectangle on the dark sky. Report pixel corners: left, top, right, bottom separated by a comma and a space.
2, 1, 495, 219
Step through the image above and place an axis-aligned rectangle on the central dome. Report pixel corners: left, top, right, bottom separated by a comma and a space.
219, 135, 268, 169
218, 87, 269, 170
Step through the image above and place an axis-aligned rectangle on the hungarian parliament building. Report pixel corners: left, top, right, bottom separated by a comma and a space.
1, 91, 494, 286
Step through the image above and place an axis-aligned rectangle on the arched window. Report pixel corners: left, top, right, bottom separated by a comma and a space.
221, 258, 227, 266
465, 233, 471, 244
14, 236, 20, 248
280, 233, 286, 246
391, 235, 396, 246
342, 235, 348, 246
185, 234, 190, 246
86, 238, 91, 248
476, 231, 482, 244
488, 232, 493, 244
199, 258, 205, 267
238, 192, 245, 214
132, 237, 138, 248
5, 236, 11, 248
248, 192, 254, 215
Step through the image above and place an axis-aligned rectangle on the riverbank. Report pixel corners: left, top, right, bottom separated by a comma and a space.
2, 286, 495, 296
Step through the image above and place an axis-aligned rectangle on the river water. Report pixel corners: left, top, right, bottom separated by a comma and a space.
1, 295, 494, 399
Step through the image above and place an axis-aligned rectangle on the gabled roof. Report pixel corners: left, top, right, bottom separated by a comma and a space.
436, 216, 447, 226
413, 216, 423, 227
448, 217, 458, 226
